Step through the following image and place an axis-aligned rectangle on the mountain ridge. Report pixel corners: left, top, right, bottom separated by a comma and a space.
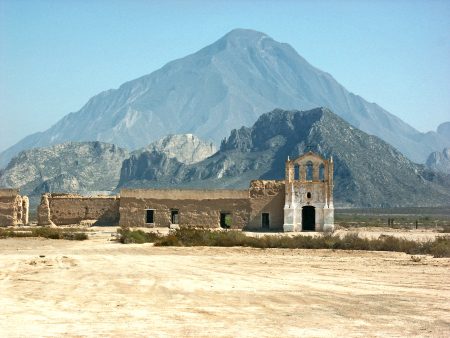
1, 28, 448, 167
118, 107, 450, 207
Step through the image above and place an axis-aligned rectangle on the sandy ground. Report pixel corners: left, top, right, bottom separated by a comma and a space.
0, 229, 449, 337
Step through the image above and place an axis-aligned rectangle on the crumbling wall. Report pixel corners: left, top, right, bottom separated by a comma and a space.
248, 180, 285, 231
38, 193, 120, 226
119, 189, 250, 229
38, 194, 55, 226
0, 189, 29, 226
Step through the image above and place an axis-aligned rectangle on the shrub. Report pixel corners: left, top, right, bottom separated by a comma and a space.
117, 227, 161, 244
117, 228, 450, 257
440, 225, 450, 233
0, 227, 88, 241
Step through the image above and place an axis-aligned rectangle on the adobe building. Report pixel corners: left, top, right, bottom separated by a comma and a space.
118, 152, 334, 232
27, 152, 334, 231
37, 193, 120, 227
0, 188, 29, 227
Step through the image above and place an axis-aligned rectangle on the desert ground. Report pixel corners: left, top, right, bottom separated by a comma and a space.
0, 227, 449, 337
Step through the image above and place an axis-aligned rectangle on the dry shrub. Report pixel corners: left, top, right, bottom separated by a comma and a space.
117, 228, 450, 258
0, 227, 88, 240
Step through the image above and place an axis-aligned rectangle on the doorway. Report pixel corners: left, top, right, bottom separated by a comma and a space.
302, 206, 315, 231
171, 209, 179, 224
220, 213, 232, 229
261, 213, 270, 230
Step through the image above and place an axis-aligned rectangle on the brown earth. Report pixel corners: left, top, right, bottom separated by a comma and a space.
0, 228, 449, 337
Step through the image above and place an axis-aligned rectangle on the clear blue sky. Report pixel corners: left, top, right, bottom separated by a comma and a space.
0, 0, 449, 151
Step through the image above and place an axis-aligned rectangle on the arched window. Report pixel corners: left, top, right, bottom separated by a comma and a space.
306, 161, 313, 181
294, 164, 300, 180
307, 192, 311, 199
319, 163, 325, 181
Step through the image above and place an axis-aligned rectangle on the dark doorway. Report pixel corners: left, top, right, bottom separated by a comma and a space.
146, 209, 154, 224
220, 213, 232, 229
171, 209, 179, 224
261, 213, 270, 230
302, 206, 315, 231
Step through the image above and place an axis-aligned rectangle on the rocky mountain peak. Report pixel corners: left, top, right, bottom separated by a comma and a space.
426, 147, 450, 174
138, 134, 216, 164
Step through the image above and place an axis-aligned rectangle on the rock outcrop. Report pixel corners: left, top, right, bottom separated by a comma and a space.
0, 142, 129, 196
426, 148, 450, 174
134, 134, 216, 165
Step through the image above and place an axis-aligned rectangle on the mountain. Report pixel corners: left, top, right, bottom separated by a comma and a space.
426, 148, 450, 174
437, 122, 450, 140
0, 142, 129, 195
133, 134, 216, 164
0, 134, 215, 198
1, 28, 448, 167
118, 108, 450, 208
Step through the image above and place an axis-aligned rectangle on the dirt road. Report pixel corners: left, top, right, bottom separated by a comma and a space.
0, 233, 449, 337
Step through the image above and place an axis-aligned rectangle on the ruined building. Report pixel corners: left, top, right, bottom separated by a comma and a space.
0, 189, 29, 226
1, 152, 334, 231
283, 152, 334, 232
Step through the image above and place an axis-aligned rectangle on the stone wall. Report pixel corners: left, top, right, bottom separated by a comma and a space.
119, 189, 250, 228
38, 193, 120, 226
248, 180, 285, 230
0, 189, 29, 226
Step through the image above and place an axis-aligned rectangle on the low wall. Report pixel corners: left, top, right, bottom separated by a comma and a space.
38, 193, 120, 226
119, 189, 250, 229
0, 189, 29, 227
248, 180, 285, 231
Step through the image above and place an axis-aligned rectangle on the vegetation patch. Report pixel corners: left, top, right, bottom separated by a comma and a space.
117, 227, 162, 244
117, 227, 450, 258
0, 227, 88, 241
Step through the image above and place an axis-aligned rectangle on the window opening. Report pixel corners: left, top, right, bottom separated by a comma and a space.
294, 164, 300, 180
319, 163, 325, 181
220, 213, 232, 229
146, 209, 154, 224
171, 209, 179, 224
306, 161, 313, 181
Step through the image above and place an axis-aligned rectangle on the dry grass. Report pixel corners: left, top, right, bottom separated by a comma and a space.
0, 227, 88, 240
117, 228, 450, 257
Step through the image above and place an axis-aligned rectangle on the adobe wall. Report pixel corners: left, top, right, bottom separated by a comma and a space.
38, 193, 120, 226
0, 189, 29, 226
248, 180, 285, 231
120, 189, 250, 228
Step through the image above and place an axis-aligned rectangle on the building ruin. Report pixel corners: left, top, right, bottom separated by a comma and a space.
0, 189, 29, 227
1, 152, 334, 231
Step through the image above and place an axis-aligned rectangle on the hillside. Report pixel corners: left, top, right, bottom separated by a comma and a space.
118, 108, 450, 207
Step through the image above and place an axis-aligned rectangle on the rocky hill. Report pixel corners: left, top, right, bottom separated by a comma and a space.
133, 134, 216, 164
426, 148, 450, 174
1, 29, 448, 167
0, 142, 129, 195
118, 108, 450, 207
0, 134, 215, 198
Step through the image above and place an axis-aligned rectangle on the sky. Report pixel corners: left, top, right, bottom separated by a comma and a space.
0, 0, 449, 152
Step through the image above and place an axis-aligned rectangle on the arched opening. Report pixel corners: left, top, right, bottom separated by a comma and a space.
306, 161, 313, 181
319, 163, 325, 181
302, 206, 315, 231
294, 164, 300, 180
